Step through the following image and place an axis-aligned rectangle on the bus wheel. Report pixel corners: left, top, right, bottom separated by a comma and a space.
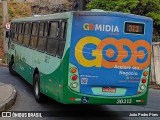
9, 59, 18, 76
33, 74, 43, 103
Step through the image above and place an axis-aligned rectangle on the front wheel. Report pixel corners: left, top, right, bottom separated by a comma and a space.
9, 59, 18, 76
33, 74, 43, 103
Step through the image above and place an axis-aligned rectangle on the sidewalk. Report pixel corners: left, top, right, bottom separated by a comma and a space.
0, 63, 8, 67
0, 82, 17, 112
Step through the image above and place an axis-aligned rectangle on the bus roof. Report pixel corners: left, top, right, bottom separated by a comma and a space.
76, 11, 152, 21
11, 10, 152, 22
11, 12, 72, 22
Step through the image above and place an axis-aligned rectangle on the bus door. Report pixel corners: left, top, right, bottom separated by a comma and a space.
44, 21, 61, 99
7, 23, 18, 63
6, 29, 11, 63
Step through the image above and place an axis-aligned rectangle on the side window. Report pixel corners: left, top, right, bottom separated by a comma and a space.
10, 23, 14, 31
13, 23, 18, 43
57, 21, 67, 58
10, 23, 14, 41
23, 23, 30, 46
30, 22, 38, 49
60, 21, 67, 39
17, 23, 24, 44
37, 22, 48, 51
46, 22, 59, 55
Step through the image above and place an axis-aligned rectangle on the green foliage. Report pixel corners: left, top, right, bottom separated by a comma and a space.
87, 0, 138, 12
87, 0, 160, 35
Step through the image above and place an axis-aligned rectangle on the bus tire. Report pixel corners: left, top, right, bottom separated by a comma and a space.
33, 74, 43, 103
9, 59, 18, 76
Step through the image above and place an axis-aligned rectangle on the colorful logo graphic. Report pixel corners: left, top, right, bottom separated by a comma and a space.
83, 23, 119, 32
75, 36, 151, 70
83, 23, 94, 30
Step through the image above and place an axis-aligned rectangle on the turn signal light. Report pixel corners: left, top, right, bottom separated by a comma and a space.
71, 75, 77, 81
71, 67, 77, 73
143, 71, 148, 76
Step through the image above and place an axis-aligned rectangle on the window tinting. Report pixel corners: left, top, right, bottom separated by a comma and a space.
13, 23, 18, 43
46, 22, 59, 55
30, 22, 38, 48
23, 23, 30, 46
10, 23, 14, 41
24, 23, 29, 34
10, 23, 14, 31
57, 41, 66, 58
60, 21, 67, 39
19, 24, 23, 33
31, 22, 38, 35
57, 21, 67, 58
39, 22, 47, 36
13, 23, 17, 33
37, 22, 48, 51
17, 23, 24, 44
49, 22, 58, 37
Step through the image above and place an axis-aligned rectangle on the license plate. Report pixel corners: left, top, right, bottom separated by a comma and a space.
102, 87, 116, 93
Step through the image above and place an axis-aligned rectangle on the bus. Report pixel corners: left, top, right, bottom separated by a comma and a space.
7, 10, 153, 104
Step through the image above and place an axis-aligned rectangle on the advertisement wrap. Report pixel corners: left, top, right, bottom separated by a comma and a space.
69, 13, 152, 98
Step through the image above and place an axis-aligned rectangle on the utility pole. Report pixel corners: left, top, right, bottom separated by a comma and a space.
73, 0, 92, 11
1, 0, 9, 61
79, 0, 85, 10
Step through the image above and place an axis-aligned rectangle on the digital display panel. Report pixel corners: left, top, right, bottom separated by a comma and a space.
124, 22, 145, 34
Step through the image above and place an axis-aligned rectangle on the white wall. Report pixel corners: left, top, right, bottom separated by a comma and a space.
151, 42, 160, 85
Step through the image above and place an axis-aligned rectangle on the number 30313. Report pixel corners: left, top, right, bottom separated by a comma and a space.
117, 99, 132, 104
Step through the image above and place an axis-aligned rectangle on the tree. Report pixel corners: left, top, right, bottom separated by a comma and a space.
87, 0, 160, 35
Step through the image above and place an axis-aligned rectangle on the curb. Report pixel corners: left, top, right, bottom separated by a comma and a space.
149, 84, 160, 90
0, 63, 8, 67
0, 85, 17, 112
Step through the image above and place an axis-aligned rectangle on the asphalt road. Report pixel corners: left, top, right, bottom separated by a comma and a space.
0, 67, 160, 120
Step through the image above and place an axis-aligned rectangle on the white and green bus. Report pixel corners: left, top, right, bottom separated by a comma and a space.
7, 10, 153, 104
